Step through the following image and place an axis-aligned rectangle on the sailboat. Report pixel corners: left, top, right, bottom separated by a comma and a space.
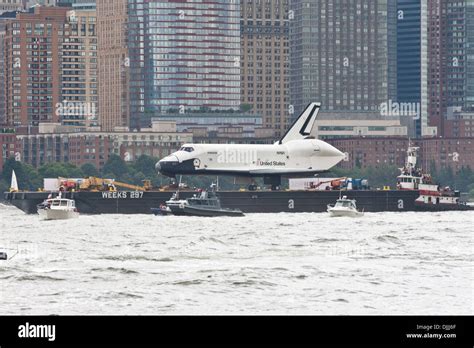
10, 170, 19, 192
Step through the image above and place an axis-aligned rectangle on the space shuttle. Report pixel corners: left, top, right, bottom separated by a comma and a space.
155, 103, 345, 188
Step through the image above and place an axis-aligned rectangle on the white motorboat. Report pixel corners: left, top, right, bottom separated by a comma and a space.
37, 195, 79, 220
327, 196, 364, 217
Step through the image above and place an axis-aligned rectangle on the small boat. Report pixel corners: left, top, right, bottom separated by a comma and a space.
37, 194, 79, 220
166, 189, 244, 217
327, 196, 364, 217
150, 204, 173, 216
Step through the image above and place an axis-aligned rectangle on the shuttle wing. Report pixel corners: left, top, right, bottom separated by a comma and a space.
278, 102, 321, 144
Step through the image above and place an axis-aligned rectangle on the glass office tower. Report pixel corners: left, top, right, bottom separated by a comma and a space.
128, 0, 241, 129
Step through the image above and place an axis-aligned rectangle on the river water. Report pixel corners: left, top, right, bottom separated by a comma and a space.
0, 203, 472, 315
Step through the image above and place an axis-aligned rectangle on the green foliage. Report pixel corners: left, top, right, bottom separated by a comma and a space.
240, 104, 253, 113
0, 179, 8, 194
329, 165, 400, 189
38, 162, 84, 179
81, 163, 99, 177
429, 164, 474, 192
102, 154, 129, 179
134, 155, 159, 178
3, 154, 473, 195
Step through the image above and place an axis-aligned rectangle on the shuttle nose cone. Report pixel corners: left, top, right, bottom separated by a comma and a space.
322, 143, 344, 158
156, 155, 179, 177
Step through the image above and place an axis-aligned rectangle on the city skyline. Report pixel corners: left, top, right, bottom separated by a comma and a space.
0, 0, 473, 172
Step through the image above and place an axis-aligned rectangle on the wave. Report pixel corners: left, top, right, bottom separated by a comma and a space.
98, 255, 174, 262
16, 274, 66, 281
232, 280, 277, 287
173, 279, 203, 286
91, 267, 139, 275
311, 238, 342, 243
375, 235, 401, 244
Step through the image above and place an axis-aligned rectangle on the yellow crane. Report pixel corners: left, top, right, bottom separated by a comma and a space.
79, 177, 152, 192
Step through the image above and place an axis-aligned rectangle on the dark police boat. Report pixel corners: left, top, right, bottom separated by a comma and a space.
164, 189, 244, 217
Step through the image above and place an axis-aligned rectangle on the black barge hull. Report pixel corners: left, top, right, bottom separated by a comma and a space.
4, 190, 422, 214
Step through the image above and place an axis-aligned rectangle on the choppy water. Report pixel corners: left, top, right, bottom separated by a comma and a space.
0, 203, 472, 315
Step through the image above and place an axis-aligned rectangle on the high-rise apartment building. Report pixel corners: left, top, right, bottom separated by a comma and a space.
96, 0, 129, 131
427, 0, 445, 134
427, 0, 474, 137
61, 9, 98, 127
444, 0, 474, 112
127, 0, 241, 130
396, 0, 434, 138
289, 0, 397, 118
0, 12, 17, 124
3, 6, 68, 126
240, 0, 290, 138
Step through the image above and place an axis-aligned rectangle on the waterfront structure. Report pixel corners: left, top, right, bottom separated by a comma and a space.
3, 6, 68, 126
127, 0, 241, 130
240, 0, 290, 138
61, 8, 98, 128
96, 0, 129, 131
289, 0, 397, 118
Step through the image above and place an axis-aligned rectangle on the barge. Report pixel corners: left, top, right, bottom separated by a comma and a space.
3, 144, 472, 215
4, 189, 420, 214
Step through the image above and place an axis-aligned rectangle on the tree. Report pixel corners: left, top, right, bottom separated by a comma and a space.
38, 162, 83, 180
240, 104, 253, 113
81, 163, 99, 177
454, 166, 473, 192
102, 154, 129, 179
0, 158, 42, 191
0, 179, 7, 194
436, 166, 455, 187
134, 155, 158, 178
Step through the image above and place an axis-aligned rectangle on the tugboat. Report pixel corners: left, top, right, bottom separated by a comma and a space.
397, 144, 473, 211
327, 196, 364, 217
37, 193, 79, 220
165, 187, 244, 217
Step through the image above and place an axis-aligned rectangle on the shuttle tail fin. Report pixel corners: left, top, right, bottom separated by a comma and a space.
278, 102, 321, 144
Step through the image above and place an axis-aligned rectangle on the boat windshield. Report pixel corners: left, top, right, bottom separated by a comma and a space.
336, 200, 353, 208
180, 147, 195, 153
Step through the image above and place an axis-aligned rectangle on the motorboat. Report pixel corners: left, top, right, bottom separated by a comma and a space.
165, 190, 244, 217
151, 204, 173, 216
37, 195, 79, 220
327, 196, 364, 217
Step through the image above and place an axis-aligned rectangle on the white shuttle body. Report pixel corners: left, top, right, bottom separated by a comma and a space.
156, 103, 345, 182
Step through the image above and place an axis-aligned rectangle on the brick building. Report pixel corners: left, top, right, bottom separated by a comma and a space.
3, 6, 69, 126
240, 0, 290, 138
0, 122, 193, 171
328, 137, 474, 172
